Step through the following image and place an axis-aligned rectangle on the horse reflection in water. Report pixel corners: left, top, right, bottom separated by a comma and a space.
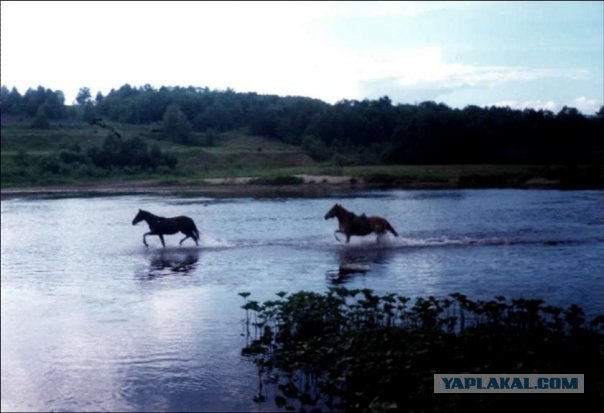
326, 244, 395, 284
146, 248, 200, 278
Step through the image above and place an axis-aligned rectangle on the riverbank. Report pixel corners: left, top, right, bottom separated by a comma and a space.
2, 171, 598, 200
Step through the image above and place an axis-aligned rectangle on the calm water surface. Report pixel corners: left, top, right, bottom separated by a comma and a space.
2, 189, 603, 412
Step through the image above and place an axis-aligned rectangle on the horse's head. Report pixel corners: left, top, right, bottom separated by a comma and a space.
132, 209, 145, 225
325, 203, 342, 220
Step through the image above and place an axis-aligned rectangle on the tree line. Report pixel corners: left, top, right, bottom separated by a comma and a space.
2, 84, 603, 165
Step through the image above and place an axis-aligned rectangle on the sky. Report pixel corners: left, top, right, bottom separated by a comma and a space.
1, 1, 603, 113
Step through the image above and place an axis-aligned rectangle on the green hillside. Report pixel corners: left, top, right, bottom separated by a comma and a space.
1, 121, 318, 187
2, 84, 603, 189
2, 120, 603, 189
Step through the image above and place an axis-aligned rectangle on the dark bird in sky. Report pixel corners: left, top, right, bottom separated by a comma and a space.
89, 117, 122, 138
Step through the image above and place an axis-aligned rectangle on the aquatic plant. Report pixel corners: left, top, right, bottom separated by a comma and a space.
240, 288, 604, 412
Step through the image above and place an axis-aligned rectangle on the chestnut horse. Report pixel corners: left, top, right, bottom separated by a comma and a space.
324, 203, 398, 243
132, 209, 199, 247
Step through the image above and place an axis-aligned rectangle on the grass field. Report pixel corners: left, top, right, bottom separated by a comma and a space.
0, 121, 317, 186
1, 121, 602, 189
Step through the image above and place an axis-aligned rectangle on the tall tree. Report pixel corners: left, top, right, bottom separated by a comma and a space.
31, 105, 50, 129
161, 104, 193, 144
76, 87, 92, 105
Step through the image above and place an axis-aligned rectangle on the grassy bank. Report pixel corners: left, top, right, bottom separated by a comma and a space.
2, 121, 602, 189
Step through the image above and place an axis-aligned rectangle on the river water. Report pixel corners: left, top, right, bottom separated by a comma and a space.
1, 189, 603, 412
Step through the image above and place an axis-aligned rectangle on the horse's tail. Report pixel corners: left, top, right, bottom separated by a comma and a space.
386, 221, 398, 237
191, 222, 200, 242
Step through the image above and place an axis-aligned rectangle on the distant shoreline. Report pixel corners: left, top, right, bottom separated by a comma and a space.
2, 174, 600, 200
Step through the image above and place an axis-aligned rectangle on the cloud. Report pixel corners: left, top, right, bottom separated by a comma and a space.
348, 47, 598, 112
489, 97, 602, 114
2, 2, 599, 110
314, 1, 479, 19
572, 96, 602, 114
491, 99, 559, 112
355, 47, 588, 93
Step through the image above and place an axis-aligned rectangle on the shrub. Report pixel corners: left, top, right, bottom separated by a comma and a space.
302, 135, 332, 161
240, 288, 604, 412
30, 106, 50, 129
249, 175, 305, 185
13, 150, 30, 168
87, 136, 178, 171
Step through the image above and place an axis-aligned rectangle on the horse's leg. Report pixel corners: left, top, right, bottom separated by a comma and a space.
143, 232, 151, 247
346, 234, 351, 244
159, 234, 166, 248
334, 230, 341, 242
179, 234, 189, 246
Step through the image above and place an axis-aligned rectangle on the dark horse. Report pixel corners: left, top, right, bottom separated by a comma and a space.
324, 203, 398, 244
132, 209, 200, 247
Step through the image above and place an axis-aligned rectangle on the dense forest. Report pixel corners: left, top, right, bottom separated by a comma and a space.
2, 84, 603, 166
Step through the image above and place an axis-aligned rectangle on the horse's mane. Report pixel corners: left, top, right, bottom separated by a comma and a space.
334, 203, 351, 215
140, 210, 162, 219
137, 210, 166, 224
338, 204, 358, 220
